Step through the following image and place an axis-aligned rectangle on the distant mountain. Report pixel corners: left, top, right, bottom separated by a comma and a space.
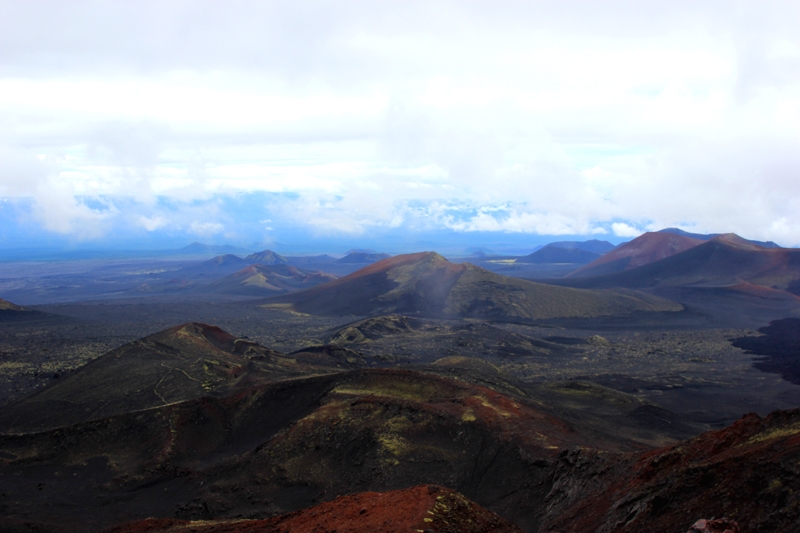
266, 252, 681, 320
547, 239, 617, 254
210, 264, 338, 296
345, 248, 379, 254
567, 232, 705, 278
516, 245, 602, 264
468, 250, 492, 258
177, 242, 252, 256
336, 251, 392, 264
558, 234, 800, 292
659, 228, 780, 248
289, 254, 337, 262
244, 249, 289, 265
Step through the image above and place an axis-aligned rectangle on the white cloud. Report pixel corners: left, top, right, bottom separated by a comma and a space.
612, 222, 643, 238
1, 1, 799, 246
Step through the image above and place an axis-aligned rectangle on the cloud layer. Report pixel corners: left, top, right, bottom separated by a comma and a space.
1, 0, 799, 248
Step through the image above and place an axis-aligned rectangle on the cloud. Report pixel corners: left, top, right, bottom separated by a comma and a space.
1, 1, 799, 246
611, 222, 642, 238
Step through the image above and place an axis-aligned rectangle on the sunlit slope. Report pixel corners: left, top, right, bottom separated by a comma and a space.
266, 252, 682, 319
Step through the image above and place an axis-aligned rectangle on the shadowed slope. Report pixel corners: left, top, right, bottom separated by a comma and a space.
544, 409, 800, 533
336, 251, 391, 263
516, 245, 602, 264
266, 252, 682, 320
209, 264, 337, 296
105, 485, 524, 533
0, 323, 334, 433
568, 232, 704, 277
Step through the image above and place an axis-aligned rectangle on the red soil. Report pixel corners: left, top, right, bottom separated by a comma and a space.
104, 485, 524, 533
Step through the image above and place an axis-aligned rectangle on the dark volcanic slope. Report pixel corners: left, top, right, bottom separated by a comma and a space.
336, 251, 392, 263
209, 264, 338, 296
568, 231, 704, 278
0, 323, 333, 433
266, 252, 682, 320
544, 409, 800, 533
557, 235, 800, 292
732, 318, 800, 384
106, 485, 524, 533
0, 365, 640, 532
516, 244, 601, 264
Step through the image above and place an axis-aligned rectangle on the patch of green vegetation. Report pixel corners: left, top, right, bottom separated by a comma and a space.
744, 422, 800, 446
333, 379, 443, 402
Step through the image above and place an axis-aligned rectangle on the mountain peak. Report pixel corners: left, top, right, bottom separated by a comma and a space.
245, 249, 289, 265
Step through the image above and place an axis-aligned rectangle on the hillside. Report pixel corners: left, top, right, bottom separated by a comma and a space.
567, 231, 704, 277
244, 249, 289, 265
336, 251, 392, 263
0, 297, 24, 311
557, 235, 800, 292
2, 320, 800, 532
516, 244, 602, 264
0, 322, 335, 433
209, 264, 338, 296
266, 252, 683, 320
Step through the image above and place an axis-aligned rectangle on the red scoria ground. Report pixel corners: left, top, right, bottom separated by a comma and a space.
104, 484, 523, 533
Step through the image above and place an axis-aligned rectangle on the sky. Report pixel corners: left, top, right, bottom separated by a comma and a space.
0, 0, 799, 254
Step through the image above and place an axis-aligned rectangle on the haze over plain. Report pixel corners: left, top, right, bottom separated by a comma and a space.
0, 0, 799, 254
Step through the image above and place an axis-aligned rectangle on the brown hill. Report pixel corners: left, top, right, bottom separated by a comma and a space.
568, 231, 704, 278
265, 252, 682, 320
209, 264, 338, 296
557, 235, 800, 292
104, 485, 524, 533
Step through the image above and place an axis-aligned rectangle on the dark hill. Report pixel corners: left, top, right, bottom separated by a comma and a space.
568, 231, 704, 278
244, 249, 289, 265
547, 239, 616, 254
336, 251, 392, 264
266, 252, 682, 320
210, 264, 337, 296
171, 254, 249, 278
0, 297, 58, 323
516, 244, 601, 264
0, 323, 320, 433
